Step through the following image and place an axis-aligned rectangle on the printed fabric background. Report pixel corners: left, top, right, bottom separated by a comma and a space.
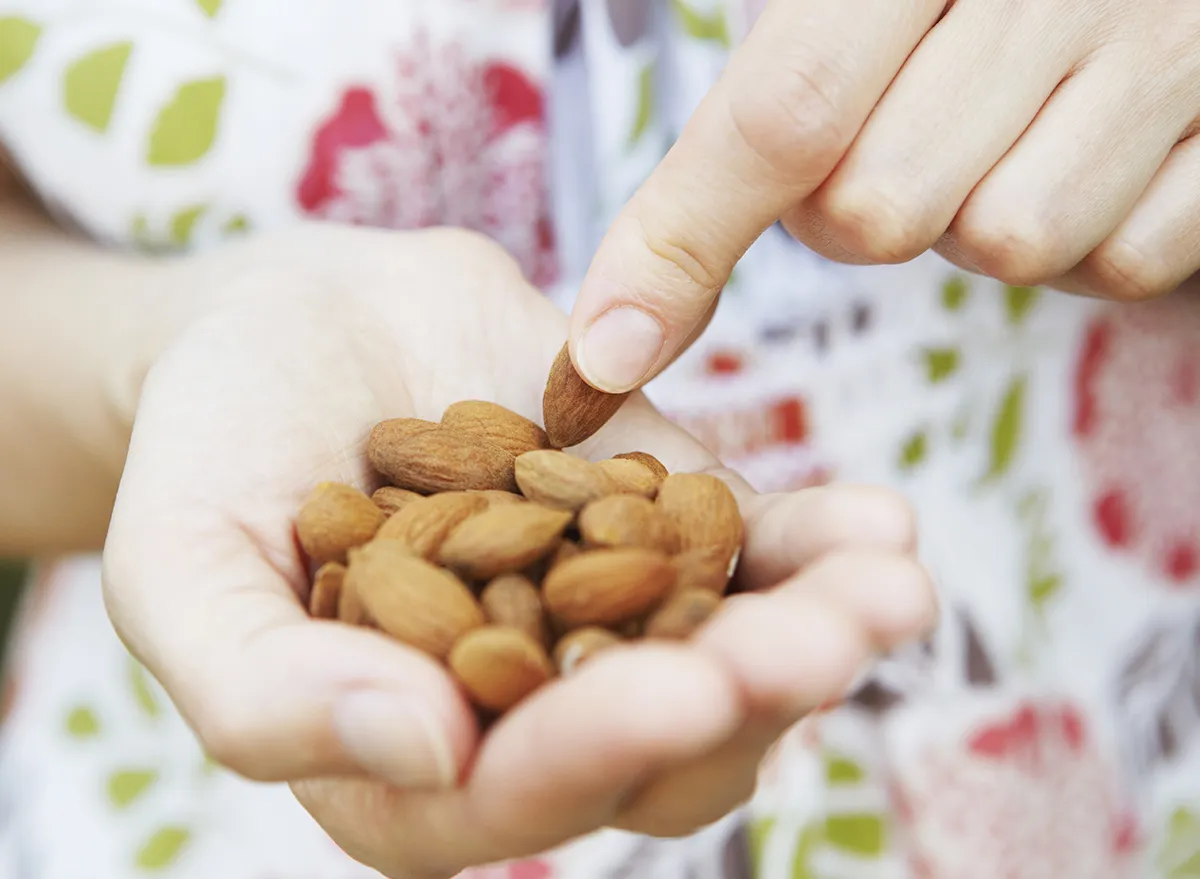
0, 0, 1198, 877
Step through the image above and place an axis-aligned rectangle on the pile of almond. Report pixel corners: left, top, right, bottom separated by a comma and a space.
294, 345, 744, 716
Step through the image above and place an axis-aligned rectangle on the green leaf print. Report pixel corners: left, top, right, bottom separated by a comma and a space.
108, 768, 158, 808
824, 813, 885, 856
921, 347, 960, 383
1159, 807, 1200, 878
169, 204, 207, 245
940, 274, 969, 311
129, 657, 161, 718
1028, 573, 1062, 608
981, 374, 1026, 482
146, 76, 226, 166
135, 826, 191, 871
628, 61, 654, 147
747, 816, 775, 875
221, 213, 249, 235
898, 430, 928, 471
671, 0, 730, 46
65, 705, 101, 738
789, 822, 823, 879
824, 753, 865, 785
1004, 285, 1039, 326
0, 17, 41, 84
195, 0, 223, 17
63, 42, 133, 132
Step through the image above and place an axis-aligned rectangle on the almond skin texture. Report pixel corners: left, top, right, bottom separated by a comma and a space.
614, 451, 669, 481
596, 458, 662, 498
372, 486, 423, 517
543, 547, 676, 626
309, 562, 346, 620
553, 627, 623, 675
471, 489, 526, 508
515, 449, 620, 511
296, 482, 386, 566
579, 494, 679, 553
672, 546, 734, 595
369, 424, 517, 494
337, 572, 374, 627
375, 491, 487, 558
542, 343, 630, 448
449, 626, 553, 712
655, 473, 744, 559
644, 588, 721, 639
348, 541, 484, 659
441, 400, 551, 457
439, 503, 573, 580
480, 574, 547, 646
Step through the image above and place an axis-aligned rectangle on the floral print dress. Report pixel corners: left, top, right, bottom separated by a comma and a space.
0, 1, 1199, 877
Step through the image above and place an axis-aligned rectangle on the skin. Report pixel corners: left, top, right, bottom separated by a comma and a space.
568, 0, 1200, 395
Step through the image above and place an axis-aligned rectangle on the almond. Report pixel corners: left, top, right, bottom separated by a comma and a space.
337, 572, 374, 627
655, 473, 743, 560
439, 502, 573, 580
596, 458, 662, 498
515, 449, 620, 511
375, 491, 487, 558
644, 588, 721, 639
480, 574, 547, 646
470, 489, 527, 508
553, 626, 623, 675
549, 539, 582, 569
372, 486, 423, 516
672, 546, 735, 595
542, 547, 676, 626
542, 343, 630, 448
578, 494, 679, 553
369, 424, 517, 494
441, 400, 550, 457
614, 451, 669, 481
309, 562, 346, 620
449, 626, 553, 712
348, 541, 484, 659
296, 482, 386, 566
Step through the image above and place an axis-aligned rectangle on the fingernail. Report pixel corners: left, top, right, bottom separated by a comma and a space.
576, 307, 665, 393
333, 691, 455, 789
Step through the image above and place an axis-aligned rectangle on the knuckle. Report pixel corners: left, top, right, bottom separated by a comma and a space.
189, 691, 269, 779
952, 209, 1065, 285
1085, 240, 1177, 301
621, 209, 727, 299
820, 182, 933, 264
419, 227, 517, 268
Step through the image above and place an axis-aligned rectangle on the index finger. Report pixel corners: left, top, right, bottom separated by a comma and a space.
568, 0, 943, 393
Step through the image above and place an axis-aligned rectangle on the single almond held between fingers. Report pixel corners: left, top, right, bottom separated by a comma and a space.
579, 494, 679, 553
368, 423, 517, 494
515, 449, 620, 511
644, 588, 721, 639
347, 541, 484, 659
449, 626, 554, 712
672, 546, 735, 595
372, 486, 423, 516
439, 502, 573, 580
553, 626, 623, 675
595, 458, 662, 498
480, 574, 547, 646
543, 547, 676, 627
613, 451, 669, 481
655, 473, 744, 560
441, 400, 551, 457
296, 482, 386, 566
309, 562, 346, 619
375, 491, 487, 558
542, 343, 630, 448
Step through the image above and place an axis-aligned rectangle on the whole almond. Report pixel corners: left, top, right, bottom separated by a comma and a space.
442, 400, 551, 457
672, 546, 735, 595
553, 627, 623, 675
644, 588, 721, 639
348, 541, 484, 659
655, 473, 744, 559
471, 489, 527, 508
439, 503, 573, 580
369, 424, 517, 494
515, 449, 620, 511
579, 494, 679, 553
542, 343, 630, 448
375, 491, 487, 558
596, 458, 662, 498
309, 562, 346, 620
550, 539, 582, 569
449, 626, 554, 712
614, 451, 669, 481
372, 486, 423, 517
296, 482, 386, 566
337, 572, 374, 627
480, 574, 546, 645
543, 547, 676, 626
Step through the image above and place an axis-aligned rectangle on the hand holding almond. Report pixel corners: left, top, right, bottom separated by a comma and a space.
102, 224, 936, 879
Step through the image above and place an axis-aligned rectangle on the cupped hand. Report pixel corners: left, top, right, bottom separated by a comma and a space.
103, 225, 936, 879
569, 0, 1200, 394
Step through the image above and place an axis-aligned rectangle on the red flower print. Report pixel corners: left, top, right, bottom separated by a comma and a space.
895, 700, 1139, 878
1072, 298, 1200, 586
297, 32, 557, 287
